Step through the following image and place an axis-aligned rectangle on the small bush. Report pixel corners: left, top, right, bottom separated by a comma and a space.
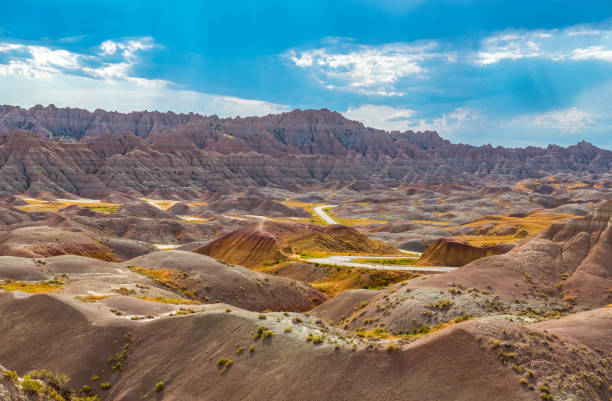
100, 382, 111, 390
249, 345, 255, 353
359, 300, 368, 308
3, 370, 18, 381
311, 335, 324, 345
254, 326, 265, 339
431, 299, 453, 310
216, 358, 233, 375
155, 382, 165, 392
386, 344, 401, 352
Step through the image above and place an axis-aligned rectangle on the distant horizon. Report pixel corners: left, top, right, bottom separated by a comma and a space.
3, 102, 608, 151
1, 1, 612, 149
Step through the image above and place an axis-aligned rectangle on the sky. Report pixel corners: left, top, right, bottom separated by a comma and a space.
1, 0, 612, 148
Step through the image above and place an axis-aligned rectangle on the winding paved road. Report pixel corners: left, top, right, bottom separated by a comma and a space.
304, 255, 457, 273
314, 204, 339, 224
310, 204, 456, 272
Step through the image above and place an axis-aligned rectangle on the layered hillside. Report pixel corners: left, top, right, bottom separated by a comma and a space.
0, 105, 611, 197
195, 221, 398, 267
418, 237, 515, 266
315, 200, 612, 334
0, 291, 609, 401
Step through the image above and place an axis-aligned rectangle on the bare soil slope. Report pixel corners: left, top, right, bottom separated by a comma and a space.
0, 226, 118, 261
0, 292, 609, 400
418, 237, 515, 266
126, 251, 327, 312
195, 221, 398, 268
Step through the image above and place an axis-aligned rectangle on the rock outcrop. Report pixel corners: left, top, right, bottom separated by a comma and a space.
418, 237, 515, 267
0, 106, 611, 197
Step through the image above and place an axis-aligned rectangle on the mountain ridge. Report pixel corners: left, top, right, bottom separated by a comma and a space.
0, 105, 610, 198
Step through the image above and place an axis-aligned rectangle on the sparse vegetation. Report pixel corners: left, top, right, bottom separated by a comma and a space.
216, 358, 233, 374
0, 279, 63, 293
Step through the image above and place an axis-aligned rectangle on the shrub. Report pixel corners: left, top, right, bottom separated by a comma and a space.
359, 300, 368, 308
284, 327, 292, 333
155, 382, 165, 392
3, 370, 18, 382
386, 344, 401, 352
431, 299, 454, 310
100, 382, 111, 390
20, 377, 44, 394
216, 358, 233, 375
311, 335, 324, 345
249, 345, 255, 353
254, 326, 265, 339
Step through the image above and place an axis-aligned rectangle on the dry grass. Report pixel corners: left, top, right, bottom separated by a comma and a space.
177, 215, 211, 223
1, 280, 63, 293
76, 294, 112, 302
411, 219, 451, 226
139, 198, 177, 210
457, 211, 574, 246
137, 296, 200, 305
130, 267, 196, 299
16, 197, 121, 213
187, 201, 208, 207
310, 267, 417, 297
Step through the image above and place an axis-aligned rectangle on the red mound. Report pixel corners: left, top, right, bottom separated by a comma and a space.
195, 221, 398, 267
418, 237, 514, 267
0, 226, 117, 262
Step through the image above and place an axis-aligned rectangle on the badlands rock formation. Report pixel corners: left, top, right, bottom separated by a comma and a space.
0, 106, 611, 197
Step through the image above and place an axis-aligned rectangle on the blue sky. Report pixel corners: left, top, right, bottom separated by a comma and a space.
1, 0, 612, 148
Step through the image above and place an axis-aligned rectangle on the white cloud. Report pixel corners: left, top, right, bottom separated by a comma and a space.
343, 104, 416, 131
286, 22, 612, 98
0, 38, 290, 117
342, 104, 479, 135
572, 46, 612, 62
531, 107, 594, 133
286, 41, 452, 96
474, 24, 612, 65
408, 107, 481, 135
100, 40, 118, 56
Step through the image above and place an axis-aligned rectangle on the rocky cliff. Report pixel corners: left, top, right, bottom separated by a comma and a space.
0, 105, 610, 197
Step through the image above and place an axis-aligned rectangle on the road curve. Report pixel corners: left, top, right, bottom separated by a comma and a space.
304, 255, 457, 273
314, 204, 339, 225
